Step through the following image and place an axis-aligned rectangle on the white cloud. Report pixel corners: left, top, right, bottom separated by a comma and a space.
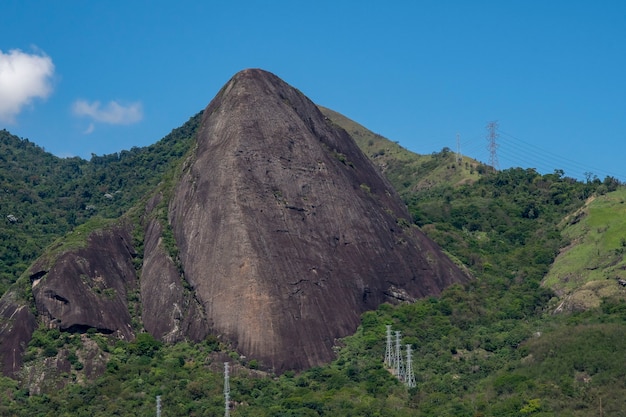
83, 122, 95, 135
72, 99, 143, 126
0, 48, 54, 123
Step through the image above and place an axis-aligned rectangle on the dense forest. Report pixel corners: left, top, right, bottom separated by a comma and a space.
1, 112, 625, 415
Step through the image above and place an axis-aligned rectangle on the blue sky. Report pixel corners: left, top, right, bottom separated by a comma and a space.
1, 1, 625, 181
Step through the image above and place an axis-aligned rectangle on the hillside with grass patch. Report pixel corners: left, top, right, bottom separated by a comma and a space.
544, 187, 626, 311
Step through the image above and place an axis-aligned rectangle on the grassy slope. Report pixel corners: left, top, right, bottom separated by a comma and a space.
544, 188, 626, 310
318, 106, 483, 196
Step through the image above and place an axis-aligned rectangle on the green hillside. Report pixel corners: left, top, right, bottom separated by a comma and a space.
1, 109, 626, 415
0, 130, 85, 293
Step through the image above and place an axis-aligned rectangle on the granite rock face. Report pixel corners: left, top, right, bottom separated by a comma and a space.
0, 293, 37, 376
140, 193, 210, 343
167, 69, 469, 372
28, 223, 137, 340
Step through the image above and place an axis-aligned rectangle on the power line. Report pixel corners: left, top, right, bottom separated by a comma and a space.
450, 125, 625, 181
499, 131, 593, 173
497, 129, 626, 180
497, 141, 564, 173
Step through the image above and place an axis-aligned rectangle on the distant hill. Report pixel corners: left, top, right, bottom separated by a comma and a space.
0, 130, 86, 293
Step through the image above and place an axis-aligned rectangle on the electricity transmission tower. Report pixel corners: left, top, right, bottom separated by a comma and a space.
394, 331, 404, 381
404, 344, 416, 388
456, 133, 461, 164
224, 362, 231, 417
156, 395, 161, 417
384, 325, 394, 368
486, 121, 499, 171
384, 327, 417, 389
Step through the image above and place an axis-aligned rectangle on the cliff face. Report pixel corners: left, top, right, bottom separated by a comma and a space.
167, 69, 469, 372
140, 193, 210, 343
0, 293, 36, 376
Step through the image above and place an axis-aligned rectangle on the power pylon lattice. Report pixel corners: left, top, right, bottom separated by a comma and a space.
224, 362, 231, 417
486, 121, 499, 171
394, 331, 404, 381
156, 395, 161, 417
405, 344, 416, 388
384, 325, 394, 368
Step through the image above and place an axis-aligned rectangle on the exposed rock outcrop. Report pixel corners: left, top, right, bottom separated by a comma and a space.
140, 193, 210, 342
167, 69, 469, 372
0, 292, 37, 376
28, 223, 137, 339
0, 223, 138, 378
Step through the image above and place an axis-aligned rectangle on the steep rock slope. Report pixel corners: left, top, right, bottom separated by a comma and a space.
28, 222, 138, 339
140, 193, 210, 343
168, 69, 469, 372
0, 292, 37, 376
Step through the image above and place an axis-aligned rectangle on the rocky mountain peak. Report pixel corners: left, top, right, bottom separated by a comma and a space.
165, 68, 469, 371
